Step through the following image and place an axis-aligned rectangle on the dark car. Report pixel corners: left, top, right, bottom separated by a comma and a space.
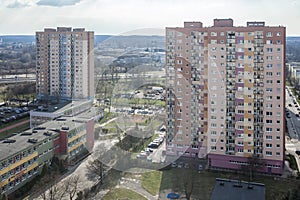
148, 143, 158, 148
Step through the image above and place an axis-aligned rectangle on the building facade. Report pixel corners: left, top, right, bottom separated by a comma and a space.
0, 129, 58, 195
287, 62, 300, 84
0, 108, 95, 196
166, 19, 285, 174
36, 27, 94, 100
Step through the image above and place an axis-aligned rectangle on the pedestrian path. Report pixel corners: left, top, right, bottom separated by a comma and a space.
118, 177, 158, 200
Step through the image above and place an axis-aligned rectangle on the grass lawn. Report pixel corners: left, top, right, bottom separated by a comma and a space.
141, 170, 162, 195
103, 120, 122, 133
0, 117, 30, 139
99, 112, 117, 124
102, 188, 147, 200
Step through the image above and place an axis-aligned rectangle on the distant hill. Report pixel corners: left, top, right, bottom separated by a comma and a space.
0, 35, 112, 44
287, 37, 300, 42
0, 35, 35, 43
95, 35, 112, 44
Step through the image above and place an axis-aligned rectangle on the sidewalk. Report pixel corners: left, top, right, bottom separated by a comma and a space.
118, 177, 158, 200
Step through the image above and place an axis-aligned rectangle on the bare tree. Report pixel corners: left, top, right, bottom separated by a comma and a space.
241, 156, 266, 182
39, 175, 79, 200
40, 183, 62, 200
182, 171, 195, 200
65, 175, 80, 200
87, 159, 107, 185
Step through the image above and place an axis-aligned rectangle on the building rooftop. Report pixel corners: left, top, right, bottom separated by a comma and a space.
0, 128, 58, 161
0, 104, 98, 161
210, 178, 265, 200
33, 100, 92, 114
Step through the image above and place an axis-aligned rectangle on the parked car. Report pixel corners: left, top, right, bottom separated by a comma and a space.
198, 164, 203, 171
178, 162, 183, 168
144, 148, 153, 153
148, 142, 159, 148
171, 162, 177, 168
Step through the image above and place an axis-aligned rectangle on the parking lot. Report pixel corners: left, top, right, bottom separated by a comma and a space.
0, 106, 30, 126
136, 127, 166, 162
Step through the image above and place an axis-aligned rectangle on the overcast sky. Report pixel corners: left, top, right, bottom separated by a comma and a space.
0, 0, 299, 36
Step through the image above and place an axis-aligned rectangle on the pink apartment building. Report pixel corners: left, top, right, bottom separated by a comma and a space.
166, 19, 285, 174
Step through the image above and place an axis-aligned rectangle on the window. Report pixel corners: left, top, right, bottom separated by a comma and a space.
266, 119, 272, 124
266, 96, 272, 100
266, 127, 272, 132
267, 48, 273, 53
211, 32, 217, 36
267, 56, 273, 61
276, 72, 281, 76
267, 64, 273, 69
237, 149, 244, 153
266, 32, 273, 37
266, 72, 273, 76
266, 111, 272, 116
277, 32, 281, 36
277, 40, 281, 44
266, 151, 272, 156
266, 40, 273, 44
211, 131, 217, 135
266, 88, 272, 92
266, 143, 272, 148
266, 80, 273, 84
266, 135, 272, 140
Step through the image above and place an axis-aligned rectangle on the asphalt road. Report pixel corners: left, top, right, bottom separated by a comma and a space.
286, 86, 300, 140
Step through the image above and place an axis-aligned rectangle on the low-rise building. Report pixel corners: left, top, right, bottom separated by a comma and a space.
211, 178, 265, 200
0, 129, 59, 195
1, 104, 96, 196
30, 100, 93, 128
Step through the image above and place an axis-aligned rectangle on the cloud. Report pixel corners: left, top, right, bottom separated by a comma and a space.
36, 0, 81, 7
6, 0, 30, 8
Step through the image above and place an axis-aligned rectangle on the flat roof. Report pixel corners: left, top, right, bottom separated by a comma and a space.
33, 100, 92, 114
211, 178, 265, 200
0, 104, 97, 161
0, 128, 58, 161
